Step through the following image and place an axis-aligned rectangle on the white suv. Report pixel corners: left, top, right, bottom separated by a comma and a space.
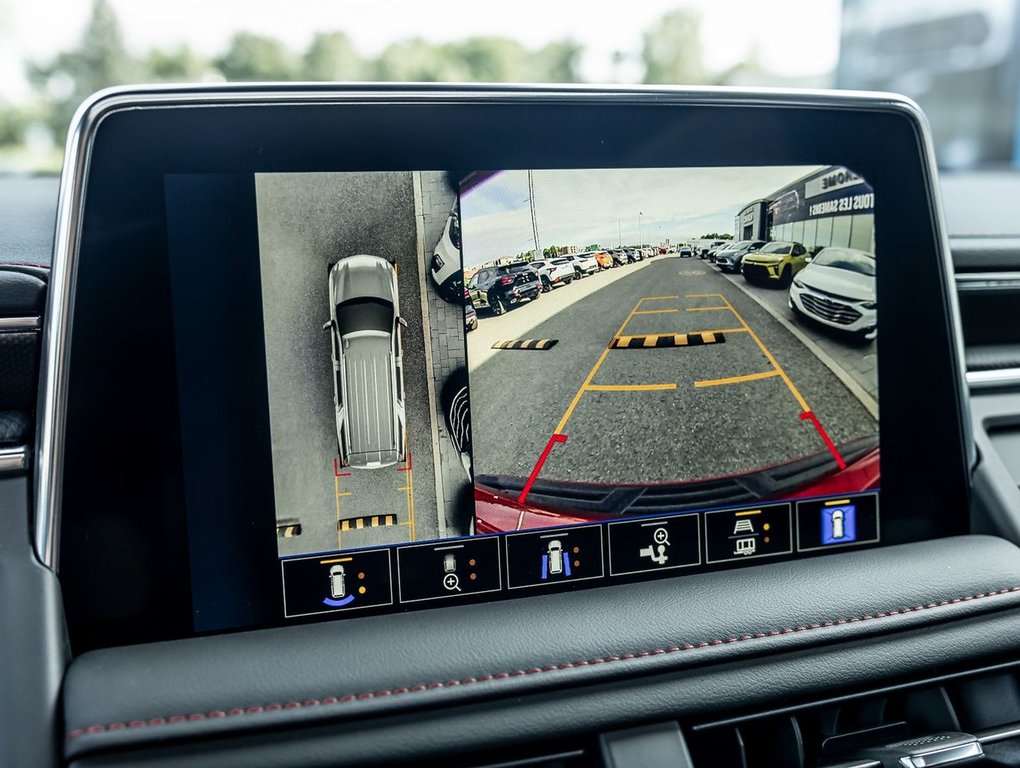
530, 258, 575, 291
562, 252, 600, 278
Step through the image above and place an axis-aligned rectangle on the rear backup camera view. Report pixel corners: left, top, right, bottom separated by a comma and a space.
461, 167, 879, 533
257, 172, 474, 561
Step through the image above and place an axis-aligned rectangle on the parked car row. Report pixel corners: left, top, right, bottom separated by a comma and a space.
463, 246, 662, 327
704, 238, 877, 341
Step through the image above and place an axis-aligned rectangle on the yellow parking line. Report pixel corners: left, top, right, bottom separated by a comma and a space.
586, 383, 677, 392
404, 440, 416, 542
695, 370, 780, 388
686, 306, 729, 311
685, 293, 724, 299
336, 492, 352, 497
694, 328, 747, 335
639, 295, 680, 302
633, 308, 679, 315
554, 296, 649, 434
334, 475, 342, 550
715, 293, 811, 412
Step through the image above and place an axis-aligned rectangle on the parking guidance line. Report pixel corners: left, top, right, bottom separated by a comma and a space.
687, 292, 811, 412
586, 383, 677, 392
335, 474, 343, 550
553, 298, 647, 435
695, 370, 781, 388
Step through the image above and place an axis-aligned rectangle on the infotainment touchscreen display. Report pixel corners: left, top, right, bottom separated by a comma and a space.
54, 89, 969, 649
240, 165, 879, 618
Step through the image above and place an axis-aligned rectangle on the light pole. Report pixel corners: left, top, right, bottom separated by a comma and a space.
528, 170, 542, 260
638, 211, 644, 247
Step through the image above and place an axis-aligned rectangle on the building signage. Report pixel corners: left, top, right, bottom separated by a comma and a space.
768, 167, 874, 226
805, 167, 864, 199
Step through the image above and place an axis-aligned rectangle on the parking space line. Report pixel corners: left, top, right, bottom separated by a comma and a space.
553, 292, 704, 437
633, 308, 679, 315
688, 292, 811, 413
694, 370, 781, 388
686, 306, 729, 312
585, 383, 677, 392
404, 449, 416, 541
553, 300, 644, 435
334, 474, 343, 550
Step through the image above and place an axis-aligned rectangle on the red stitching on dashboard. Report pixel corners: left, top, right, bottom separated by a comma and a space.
0, 261, 50, 270
66, 586, 1020, 740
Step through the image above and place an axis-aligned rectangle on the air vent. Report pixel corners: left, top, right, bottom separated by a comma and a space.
686, 666, 1020, 767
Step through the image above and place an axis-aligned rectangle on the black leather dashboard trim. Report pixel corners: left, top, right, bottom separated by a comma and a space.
0, 176, 58, 269
68, 613, 1020, 768
63, 535, 1020, 760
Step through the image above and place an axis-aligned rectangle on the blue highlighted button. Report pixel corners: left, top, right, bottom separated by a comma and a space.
821, 504, 857, 545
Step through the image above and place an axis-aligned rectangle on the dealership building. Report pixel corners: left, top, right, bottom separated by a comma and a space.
736, 166, 875, 254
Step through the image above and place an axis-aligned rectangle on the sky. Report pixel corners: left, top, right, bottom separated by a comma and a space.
0, 0, 841, 102
459, 167, 823, 266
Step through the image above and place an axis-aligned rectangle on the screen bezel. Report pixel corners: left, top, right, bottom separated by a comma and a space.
40, 85, 971, 652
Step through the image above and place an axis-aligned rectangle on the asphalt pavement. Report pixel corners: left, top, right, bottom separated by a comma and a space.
467, 255, 878, 486
255, 172, 438, 557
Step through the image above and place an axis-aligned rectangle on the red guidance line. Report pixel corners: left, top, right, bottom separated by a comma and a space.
800, 411, 847, 470
517, 433, 568, 509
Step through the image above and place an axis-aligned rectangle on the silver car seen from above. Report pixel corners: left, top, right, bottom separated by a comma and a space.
324, 254, 407, 469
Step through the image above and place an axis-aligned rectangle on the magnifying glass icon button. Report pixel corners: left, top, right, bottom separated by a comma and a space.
443, 573, 461, 592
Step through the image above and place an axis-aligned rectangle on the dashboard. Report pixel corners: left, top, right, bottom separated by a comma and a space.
1, 85, 1020, 768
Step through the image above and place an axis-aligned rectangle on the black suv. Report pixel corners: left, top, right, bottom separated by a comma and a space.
467, 263, 541, 315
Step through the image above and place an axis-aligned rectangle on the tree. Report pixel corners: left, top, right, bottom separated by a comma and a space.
530, 41, 583, 83
372, 39, 469, 82
304, 32, 364, 81
453, 37, 529, 82
0, 101, 29, 147
215, 33, 299, 81
28, 0, 139, 143
543, 245, 560, 257
371, 36, 582, 84
641, 9, 707, 85
146, 45, 209, 81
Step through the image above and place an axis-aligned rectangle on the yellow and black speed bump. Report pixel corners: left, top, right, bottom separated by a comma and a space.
610, 332, 725, 349
339, 513, 398, 532
491, 339, 559, 350
277, 519, 302, 538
